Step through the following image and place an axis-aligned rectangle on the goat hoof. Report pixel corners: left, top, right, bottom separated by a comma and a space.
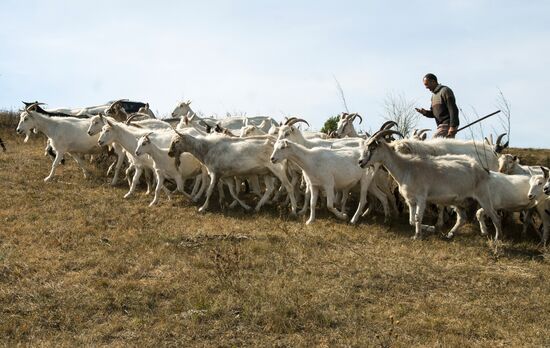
446, 233, 454, 239
306, 219, 314, 225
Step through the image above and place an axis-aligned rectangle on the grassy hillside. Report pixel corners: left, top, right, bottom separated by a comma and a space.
1, 111, 550, 346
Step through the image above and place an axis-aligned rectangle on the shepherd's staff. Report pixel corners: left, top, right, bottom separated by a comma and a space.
456, 110, 501, 133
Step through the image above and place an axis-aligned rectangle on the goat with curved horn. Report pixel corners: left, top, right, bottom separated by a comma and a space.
417, 129, 431, 136
283, 116, 297, 125
494, 133, 509, 153
22, 101, 45, 107
379, 120, 398, 131
125, 113, 140, 125
350, 113, 363, 124
287, 118, 310, 127
368, 129, 404, 143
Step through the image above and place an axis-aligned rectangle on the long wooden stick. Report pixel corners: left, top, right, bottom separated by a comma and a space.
456, 110, 501, 132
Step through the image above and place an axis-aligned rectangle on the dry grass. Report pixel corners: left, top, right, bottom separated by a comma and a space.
1, 112, 550, 347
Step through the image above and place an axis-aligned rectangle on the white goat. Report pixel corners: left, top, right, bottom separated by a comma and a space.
335, 112, 363, 138
358, 129, 502, 240
171, 100, 278, 132
277, 118, 363, 149
96, 117, 174, 198
270, 139, 381, 224
475, 172, 541, 237
391, 138, 502, 171
526, 167, 550, 246
498, 154, 548, 176
21, 100, 108, 116
278, 118, 397, 217
87, 114, 171, 186
168, 131, 297, 214
135, 133, 207, 206
16, 104, 107, 181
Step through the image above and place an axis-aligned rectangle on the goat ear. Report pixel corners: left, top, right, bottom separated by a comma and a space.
145, 103, 149, 108
281, 140, 289, 148
105, 118, 114, 127
542, 166, 549, 179
513, 155, 518, 162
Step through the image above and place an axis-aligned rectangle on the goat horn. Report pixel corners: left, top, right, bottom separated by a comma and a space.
287, 118, 310, 127
22, 101, 45, 107
417, 129, 431, 136
380, 120, 398, 130
494, 133, 509, 153
496, 133, 507, 145
351, 113, 363, 124
284, 117, 297, 125
369, 129, 404, 142
125, 113, 139, 124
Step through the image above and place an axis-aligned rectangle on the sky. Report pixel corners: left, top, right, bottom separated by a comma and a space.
1, 0, 548, 148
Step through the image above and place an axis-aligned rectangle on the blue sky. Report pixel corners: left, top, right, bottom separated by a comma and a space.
1, 1, 548, 147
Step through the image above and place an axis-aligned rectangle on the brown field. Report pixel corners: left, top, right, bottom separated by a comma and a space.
1, 111, 550, 347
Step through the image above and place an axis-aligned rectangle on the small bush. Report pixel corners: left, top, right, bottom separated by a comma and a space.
320, 115, 339, 135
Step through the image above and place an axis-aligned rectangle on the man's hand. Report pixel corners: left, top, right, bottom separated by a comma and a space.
447, 126, 457, 138
415, 107, 428, 116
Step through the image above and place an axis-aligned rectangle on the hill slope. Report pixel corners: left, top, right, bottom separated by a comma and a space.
1, 116, 550, 346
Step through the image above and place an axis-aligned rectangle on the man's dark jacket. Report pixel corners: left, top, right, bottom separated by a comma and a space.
425, 84, 459, 127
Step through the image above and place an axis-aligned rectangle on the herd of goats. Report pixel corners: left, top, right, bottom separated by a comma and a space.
4, 99, 550, 245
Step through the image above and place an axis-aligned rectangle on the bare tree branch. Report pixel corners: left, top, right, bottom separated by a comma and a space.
382, 91, 419, 137
333, 75, 349, 113
496, 89, 511, 144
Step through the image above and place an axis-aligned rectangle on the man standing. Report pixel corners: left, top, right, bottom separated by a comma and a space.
415, 73, 459, 138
